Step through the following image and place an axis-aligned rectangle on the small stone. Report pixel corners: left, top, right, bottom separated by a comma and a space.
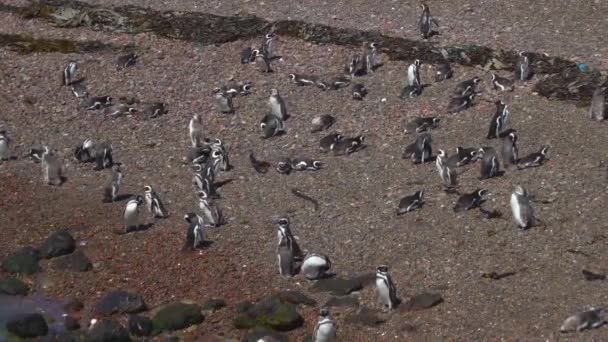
39, 231, 76, 259
6, 313, 49, 338
94, 290, 147, 316
0, 277, 29, 295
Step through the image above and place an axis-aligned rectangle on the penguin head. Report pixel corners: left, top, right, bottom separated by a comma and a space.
540, 145, 550, 156
472, 77, 482, 85
288, 74, 296, 81
491, 73, 497, 81
414, 59, 420, 68
437, 149, 446, 158
508, 131, 518, 143
265, 32, 274, 40
184, 213, 195, 223
319, 308, 330, 317
212, 87, 222, 94
242, 83, 252, 92
135, 195, 143, 204
312, 160, 322, 169
270, 88, 279, 96
317, 82, 329, 91
197, 190, 209, 200
277, 217, 289, 226
143, 185, 152, 193
476, 189, 489, 199
514, 185, 526, 196
420, 3, 428, 11
192, 163, 203, 172
377, 265, 389, 274
415, 189, 424, 201
432, 118, 440, 125
251, 49, 260, 57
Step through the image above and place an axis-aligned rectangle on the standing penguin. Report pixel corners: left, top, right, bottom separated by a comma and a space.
312, 308, 337, 342
590, 87, 606, 121
197, 190, 223, 227
268, 88, 288, 120
417, 3, 439, 39
514, 51, 530, 81
478, 146, 501, 180
260, 114, 286, 139
123, 196, 143, 232
376, 265, 398, 311
276, 217, 305, 261
277, 233, 295, 278
184, 213, 205, 250
434, 49, 452, 82
74, 139, 95, 163
189, 113, 204, 147
397, 190, 425, 214
62, 61, 78, 86
436, 149, 458, 191
103, 164, 123, 203
407, 59, 421, 88
487, 100, 510, 139
212, 87, 234, 114
41, 148, 64, 185
510, 185, 534, 229
253, 48, 273, 73
500, 131, 519, 168
0, 130, 10, 162
261, 32, 275, 60
301, 254, 332, 280
403, 133, 432, 164
144, 185, 169, 218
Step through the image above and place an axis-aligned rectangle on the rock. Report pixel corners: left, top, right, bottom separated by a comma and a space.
202, 298, 227, 312
276, 290, 316, 306
6, 313, 49, 338
345, 307, 386, 327
241, 331, 289, 342
152, 302, 204, 332
94, 290, 147, 316
64, 315, 80, 330
0, 277, 29, 295
128, 315, 153, 336
63, 299, 84, 314
325, 296, 359, 308
233, 296, 303, 331
1, 246, 41, 274
310, 277, 363, 296
88, 319, 130, 342
51, 250, 93, 272
233, 301, 254, 313
39, 230, 76, 259
401, 292, 443, 311
44, 331, 88, 341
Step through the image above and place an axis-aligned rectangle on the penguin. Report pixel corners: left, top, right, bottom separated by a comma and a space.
144, 185, 169, 218
399, 85, 422, 99
397, 190, 424, 214
260, 114, 286, 139
478, 146, 501, 179
560, 307, 606, 333
62, 61, 78, 86
212, 87, 234, 114
116, 53, 138, 70
352, 83, 367, 100
41, 148, 64, 186
332, 136, 365, 156
197, 190, 223, 227
207, 145, 230, 176
268, 89, 288, 120
0, 130, 10, 162
320, 133, 343, 152
510, 185, 534, 229
486, 100, 510, 139
301, 253, 332, 280
453, 146, 479, 166
225, 80, 252, 97
187, 146, 211, 165
404, 117, 440, 134
514, 51, 530, 81
402, 133, 432, 164
142, 102, 167, 119
74, 139, 96, 163
364, 42, 379, 74
346, 54, 363, 77
452, 77, 481, 97
184, 213, 205, 250
288, 73, 319, 86
417, 3, 439, 39
500, 130, 518, 168
195, 165, 219, 200
517, 145, 550, 169
276, 217, 304, 261
70, 81, 88, 98
123, 196, 143, 232
103, 164, 123, 203
93, 142, 113, 171
312, 308, 337, 342
447, 93, 476, 114
240, 47, 255, 64
81, 96, 112, 110
277, 234, 295, 278
491, 73, 514, 92
375, 265, 398, 311
103, 104, 137, 117
436, 149, 458, 191
453, 189, 488, 212
435, 49, 452, 82
276, 158, 293, 174
590, 87, 606, 121
407, 59, 421, 88
291, 159, 322, 171
189, 113, 204, 148
311, 115, 335, 133
322, 76, 351, 91
252, 49, 273, 73
28, 146, 48, 163
261, 32, 275, 59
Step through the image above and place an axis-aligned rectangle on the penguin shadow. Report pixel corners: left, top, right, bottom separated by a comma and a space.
125, 223, 154, 233
214, 178, 234, 189
424, 30, 440, 39
70, 78, 86, 86
182, 241, 214, 252
113, 194, 135, 202
478, 171, 505, 180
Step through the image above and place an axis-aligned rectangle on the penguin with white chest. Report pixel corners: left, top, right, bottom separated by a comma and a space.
312, 308, 337, 342
275, 217, 304, 261
62, 61, 78, 86
184, 213, 205, 250
189, 113, 204, 148
301, 253, 332, 280
103, 164, 123, 203
41, 148, 64, 186
517, 145, 550, 169
260, 114, 286, 139
514, 51, 530, 81
376, 265, 399, 311
277, 233, 295, 278
491, 73, 514, 92
417, 3, 439, 39
289, 73, 319, 86
590, 87, 606, 121
560, 307, 606, 332
407, 59, 421, 88
478, 146, 501, 179
510, 185, 534, 229
500, 130, 518, 169
124, 196, 143, 232
74, 139, 95, 163
0, 130, 11, 162
436, 149, 458, 191
213, 87, 234, 114
487, 100, 510, 139
268, 89, 288, 120
397, 190, 424, 214
197, 190, 223, 227
144, 185, 169, 218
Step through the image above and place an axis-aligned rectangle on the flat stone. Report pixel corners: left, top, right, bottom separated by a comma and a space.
94, 290, 146, 316
39, 231, 76, 259
152, 302, 204, 332
233, 296, 303, 332
0, 277, 29, 295
50, 250, 92, 272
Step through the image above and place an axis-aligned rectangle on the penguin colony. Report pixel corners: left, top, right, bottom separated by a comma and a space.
1, 2, 607, 338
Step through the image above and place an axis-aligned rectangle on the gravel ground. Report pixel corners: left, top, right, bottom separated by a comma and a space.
2, 3, 608, 341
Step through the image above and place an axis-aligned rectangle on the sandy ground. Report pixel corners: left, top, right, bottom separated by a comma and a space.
1, 1, 608, 340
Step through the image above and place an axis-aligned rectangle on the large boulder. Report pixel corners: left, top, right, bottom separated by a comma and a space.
51, 250, 92, 272
88, 319, 130, 342
0, 277, 29, 295
1, 246, 41, 274
6, 313, 49, 338
233, 296, 303, 331
39, 231, 76, 259
152, 302, 204, 332
94, 290, 146, 316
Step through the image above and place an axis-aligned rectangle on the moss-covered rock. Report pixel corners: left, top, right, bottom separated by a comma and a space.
0, 277, 29, 295
233, 296, 303, 332
1, 247, 41, 275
